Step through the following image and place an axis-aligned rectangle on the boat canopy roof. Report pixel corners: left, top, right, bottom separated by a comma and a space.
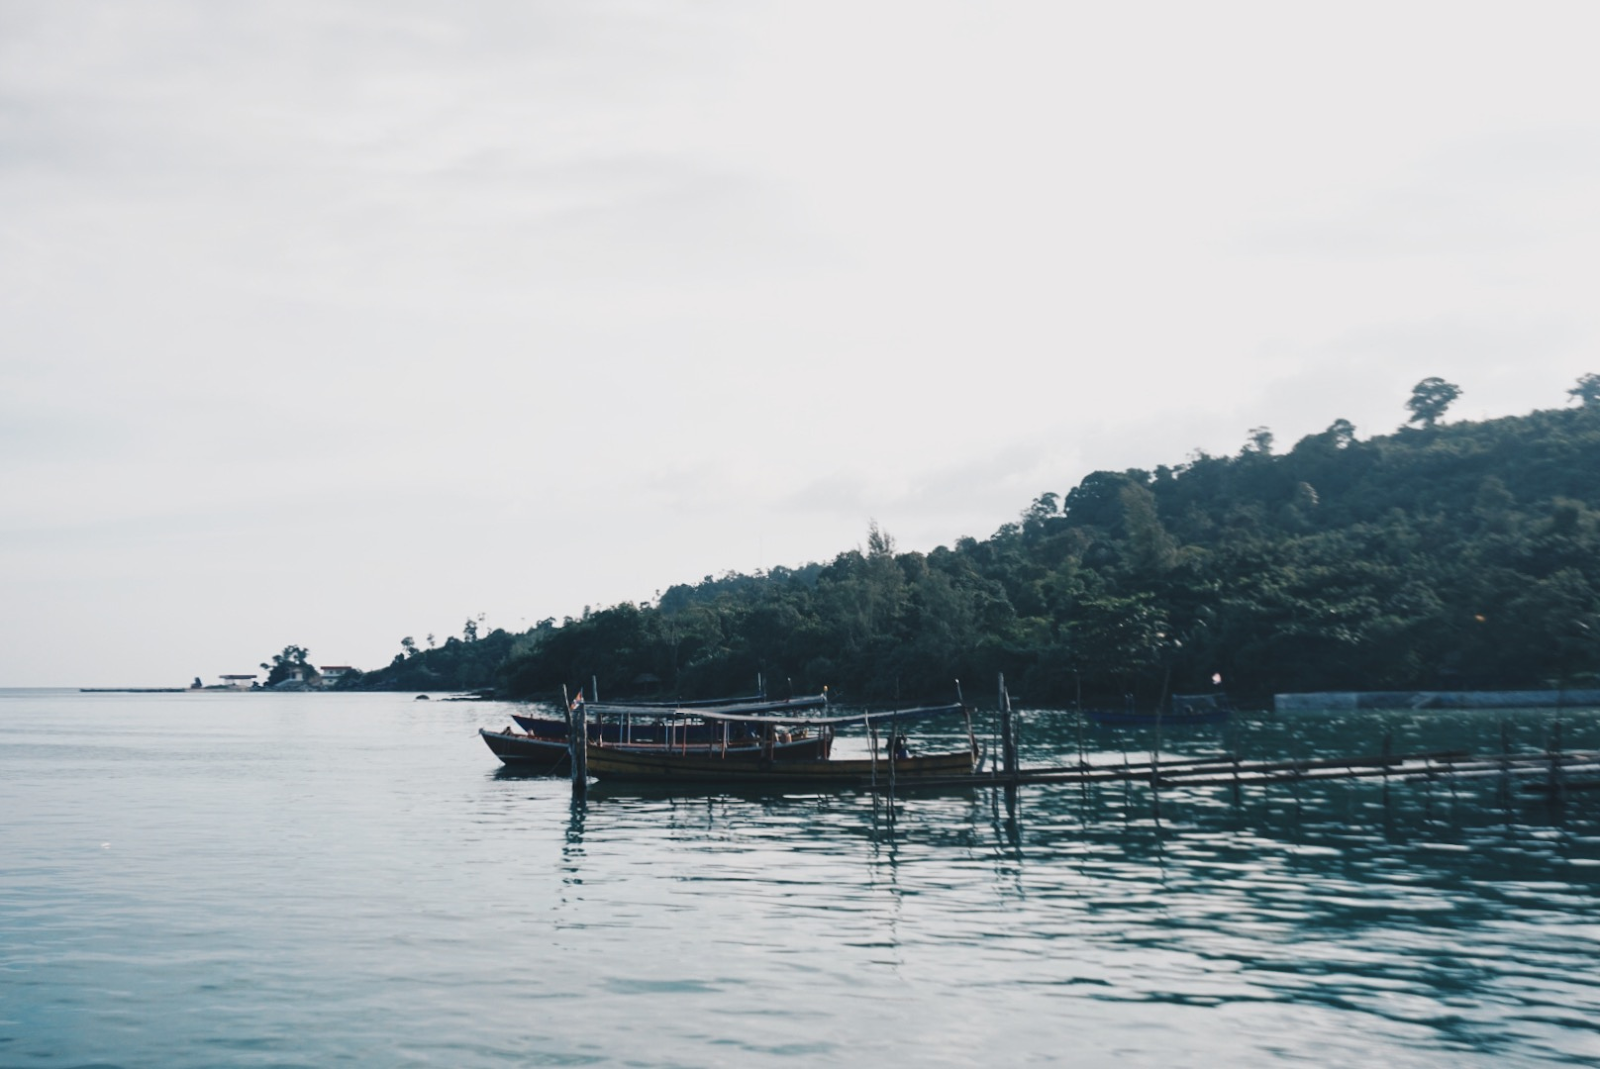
589, 700, 965, 728
581, 692, 766, 710
582, 694, 830, 719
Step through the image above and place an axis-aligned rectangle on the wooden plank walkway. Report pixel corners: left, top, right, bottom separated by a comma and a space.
864, 748, 1600, 793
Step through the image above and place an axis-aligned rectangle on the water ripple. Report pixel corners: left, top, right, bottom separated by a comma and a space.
3, 695, 1599, 1066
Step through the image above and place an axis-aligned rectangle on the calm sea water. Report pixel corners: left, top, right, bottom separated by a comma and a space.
2, 689, 1598, 1068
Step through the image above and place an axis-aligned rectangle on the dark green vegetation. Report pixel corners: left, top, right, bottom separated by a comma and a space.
354, 384, 1600, 709
260, 645, 315, 687
329, 626, 519, 694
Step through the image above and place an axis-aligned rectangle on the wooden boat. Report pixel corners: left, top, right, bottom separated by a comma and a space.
479, 727, 574, 772
479, 723, 829, 771
1085, 693, 1233, 726
582, 702, 983, 786
512, 693, 831, 742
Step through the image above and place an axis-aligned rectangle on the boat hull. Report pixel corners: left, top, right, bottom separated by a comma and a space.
585, 744, 980, 785
480, 728, 572, 772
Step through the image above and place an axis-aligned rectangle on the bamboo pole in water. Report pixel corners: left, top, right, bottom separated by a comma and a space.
1075, 671, 1085, 771
1151, 696, 1162, 789
564, 685, 588, 797
888, 719, 897, 798
1548, 719, 1565, 801
867, 714, 878, 791
997, 673, 1016, 777
955, 679, 977, 764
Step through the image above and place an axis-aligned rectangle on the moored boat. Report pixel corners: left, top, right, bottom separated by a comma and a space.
582, 701, 982, 786
479, 722, 830, 771
479, 727, 574, 772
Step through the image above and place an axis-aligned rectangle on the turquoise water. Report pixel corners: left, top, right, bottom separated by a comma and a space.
2, 689, 1598, 1067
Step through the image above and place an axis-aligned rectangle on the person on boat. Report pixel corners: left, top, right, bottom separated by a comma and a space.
892, 734, 910, 760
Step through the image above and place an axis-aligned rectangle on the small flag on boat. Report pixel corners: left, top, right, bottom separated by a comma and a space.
569, 689, 584, 711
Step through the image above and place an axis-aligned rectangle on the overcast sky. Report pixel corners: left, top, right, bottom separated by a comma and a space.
4, 1, 1599, 686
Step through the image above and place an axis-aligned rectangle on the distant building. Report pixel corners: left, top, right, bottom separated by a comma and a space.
318, 666, 355, 688
218, 674, 257, 690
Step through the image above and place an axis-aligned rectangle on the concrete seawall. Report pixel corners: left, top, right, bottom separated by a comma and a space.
1275, 690, 1600, 713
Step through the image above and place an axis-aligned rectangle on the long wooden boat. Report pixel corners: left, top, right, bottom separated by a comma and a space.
480, 725, 830, 771
580, 701, 981, 786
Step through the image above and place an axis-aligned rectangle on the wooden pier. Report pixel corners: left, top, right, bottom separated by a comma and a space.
863, 747, 1600, 795
561, 672, 1598, 801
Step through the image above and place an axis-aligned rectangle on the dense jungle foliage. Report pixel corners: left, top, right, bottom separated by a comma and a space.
355, 388, 1600, 709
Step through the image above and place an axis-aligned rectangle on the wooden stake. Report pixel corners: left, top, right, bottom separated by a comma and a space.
998, 673, 1016, 777
1549, 719, 1565, 802
564, 685, 587, 797
867, 714, 878, 791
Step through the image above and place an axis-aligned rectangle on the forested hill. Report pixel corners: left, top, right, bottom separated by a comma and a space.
354, 398, 1600, 709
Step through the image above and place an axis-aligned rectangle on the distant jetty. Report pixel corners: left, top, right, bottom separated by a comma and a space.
79, 688, 188, 693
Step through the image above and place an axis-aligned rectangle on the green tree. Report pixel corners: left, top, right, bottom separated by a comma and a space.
260, 645, 315, 687
1569, 373, 1600, 408
1406, 377, 1462, 429
1243, 426, 1274, 455
1120, 483, 1179, 575
866, 520, 895, 558
1026, 492, 1060, 519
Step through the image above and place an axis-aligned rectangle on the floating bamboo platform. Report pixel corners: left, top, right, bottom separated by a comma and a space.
861, 748, 1600, 794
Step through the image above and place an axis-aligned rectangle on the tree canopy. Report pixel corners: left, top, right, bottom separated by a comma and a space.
260, 645, 315, 687
350, 384, 1600, 709
1406, 377, 1462, 428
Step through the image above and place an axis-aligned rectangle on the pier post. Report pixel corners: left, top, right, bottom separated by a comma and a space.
867, 714, 878, 791
575, 700, 589, 791
955, 679, 979, 768
998, 673, 1017, 778
565, 685, 588, 797
1547, 719, 1565, 802
1499, 719, 1513, 808
887, 714, 897, 806
1075, 671, 1084, 767
1381, 728, 1393, 798
1151, 702, 1162, 790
